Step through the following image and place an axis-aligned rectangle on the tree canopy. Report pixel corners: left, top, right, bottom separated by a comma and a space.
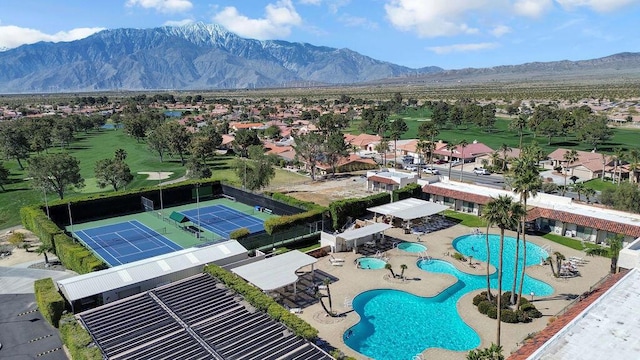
28, 153, 84, 199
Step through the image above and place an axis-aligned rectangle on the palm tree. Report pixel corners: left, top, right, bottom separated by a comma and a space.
483, 212, 492, 301
323, 278, 334, 314
614, 147, 625, 185
481, 195, 524, 346
375, 139, 390, 167
510, 154, 542, 309
416, 140, 432, 178
400, 264, 408, 279
35, 243, 53, 264
389, 118, 408, 161
554, 251, 566, 277
608, 234, 624, 274
114, 148, 127, 162
584, 187, 596, 203
467, 343, 504, 360
385, 263, 396, 278
627, 148, 640, 183
562, 150, 578, 196
572, 182, 586, 201
545, 256, 556, 277
509, 114, 529, 150
611, 147, 624, 184
499, 144, 512, 172
446, 142, 457, 179
459, 139, 469, 181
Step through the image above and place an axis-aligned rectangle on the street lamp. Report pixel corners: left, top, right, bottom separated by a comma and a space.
42, 187, 50, 219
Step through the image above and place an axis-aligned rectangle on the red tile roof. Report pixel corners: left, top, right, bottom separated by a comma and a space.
422, 184, 492, 205
526, 207, 640, 237
508, 270, 627, 360
368, 175, 399, 185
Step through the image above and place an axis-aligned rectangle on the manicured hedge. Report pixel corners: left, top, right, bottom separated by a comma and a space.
229, 227, 250, 239
59, 315, 103, 360
20, 206, 62, 248
53, 233, 106, 274
263, 192, 327, 235
392, 183, 422, 202
329, 192, 390, 230
203, 264, 319, 340
34, 278, 65, 328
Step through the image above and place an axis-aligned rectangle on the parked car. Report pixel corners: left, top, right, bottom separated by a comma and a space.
404, 164, 417, 171
450, 159, 461, 166
473, 167, 491, 175
435, 159, 447, 164
422, 167, 440, 175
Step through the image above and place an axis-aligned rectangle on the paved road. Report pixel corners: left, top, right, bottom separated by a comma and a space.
0, 265, 76, 294
0, 294, 68, 360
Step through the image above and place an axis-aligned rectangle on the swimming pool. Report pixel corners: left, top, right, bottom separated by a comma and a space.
397, 242, 427, 253
356, 257, 387, 270
345, 234, 553, 359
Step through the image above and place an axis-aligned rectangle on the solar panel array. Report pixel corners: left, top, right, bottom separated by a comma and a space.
79, 273, 332, 360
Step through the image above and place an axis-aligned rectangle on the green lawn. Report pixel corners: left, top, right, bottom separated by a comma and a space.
443, 210, 487, 227
349, 107, 640, 155
542, 233, 608, 256
583, 178, 618, 192
0, 129, 308, 230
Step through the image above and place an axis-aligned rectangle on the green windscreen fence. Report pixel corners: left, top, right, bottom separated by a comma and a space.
192, 185, 214, 199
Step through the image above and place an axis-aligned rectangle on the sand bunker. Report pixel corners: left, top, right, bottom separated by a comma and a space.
138, 171, 174, 180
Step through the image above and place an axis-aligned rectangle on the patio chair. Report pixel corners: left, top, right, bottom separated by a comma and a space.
330, 255, 345, 262
289, 307, 303, 314
330, 259, 343, 266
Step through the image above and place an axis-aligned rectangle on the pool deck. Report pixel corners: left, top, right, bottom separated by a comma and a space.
295, 224, 610, 360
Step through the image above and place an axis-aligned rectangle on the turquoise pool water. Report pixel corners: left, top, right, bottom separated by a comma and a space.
397, 242, 427, 253
345, 234, 553, 359
357, 257, 387, 270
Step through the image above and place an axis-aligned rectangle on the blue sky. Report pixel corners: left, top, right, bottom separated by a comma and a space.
1, 0, 639, 69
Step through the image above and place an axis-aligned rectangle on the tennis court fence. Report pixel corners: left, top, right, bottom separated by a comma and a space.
236, 219, 329, 250
221, 185, 307, 216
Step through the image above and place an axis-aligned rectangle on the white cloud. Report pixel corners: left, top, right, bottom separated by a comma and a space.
556, 0, 640, 12
491, 25, 511, 37
164, 18, 194, 26
212, 0, 302, 40
299, 0, 322, 4
384, 0, 488, 37
428, 42, 499, 54
126, 0, 193, 13
512, 0, 553, 17
338, 14, 378, 29
0, 25, 104, 50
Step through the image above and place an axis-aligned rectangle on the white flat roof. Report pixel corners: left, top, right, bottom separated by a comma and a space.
428, 180, 640, 227
337, 223, 392, 241
231, 250, 316, 292
528, 268, 640, 360
367, 198, 449, 220
57, 240, 247, 302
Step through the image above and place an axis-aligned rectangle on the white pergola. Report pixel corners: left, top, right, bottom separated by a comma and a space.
367, 198, 449, 221
336, 222, 392, 248
231, 250, 317, 296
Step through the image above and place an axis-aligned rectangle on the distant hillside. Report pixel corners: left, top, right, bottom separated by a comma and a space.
375, 52, 640, 85
0, 22, 441, 93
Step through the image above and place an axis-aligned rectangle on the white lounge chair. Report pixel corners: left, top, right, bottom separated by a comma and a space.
330, 255, 345, 262
330, 259, 343, 266
289, 308, 303, 314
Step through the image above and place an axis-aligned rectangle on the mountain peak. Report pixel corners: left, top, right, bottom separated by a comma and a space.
160, 22, 235, 46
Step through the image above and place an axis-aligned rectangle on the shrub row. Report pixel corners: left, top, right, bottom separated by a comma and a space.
264, 193, 327, 235
473, 291, 543, 324
59, 315, 103, 360
329, 192, 390, 230
20, 206, 61, 248
391, 183, 422, 202
34, 278, 65, 328
229, 227, 250, 239
203, 264, 318, 340
54, 233, 106, 274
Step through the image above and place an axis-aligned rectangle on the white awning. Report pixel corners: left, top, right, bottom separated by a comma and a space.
367, 198, 449, 221
337, 223, 392, 241
231, 250, 316, 292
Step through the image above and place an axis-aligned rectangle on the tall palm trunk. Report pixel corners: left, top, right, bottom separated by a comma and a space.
496, 228, 505, 347
517, 198, 528, 310
510, 228, 520, 305
485, 222, 492, 301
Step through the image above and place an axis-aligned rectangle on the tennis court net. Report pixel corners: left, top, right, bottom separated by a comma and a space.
99, 227, 167, 244
197, 209, 255, 224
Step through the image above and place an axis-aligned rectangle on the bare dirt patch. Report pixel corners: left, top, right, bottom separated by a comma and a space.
268, 176, 372, 206
0, 229, 44, 266
138, 171, 174, 180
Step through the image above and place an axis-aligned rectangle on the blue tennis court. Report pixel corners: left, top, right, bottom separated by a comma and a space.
73, 220, 183, 267
180, 204, 265, 238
